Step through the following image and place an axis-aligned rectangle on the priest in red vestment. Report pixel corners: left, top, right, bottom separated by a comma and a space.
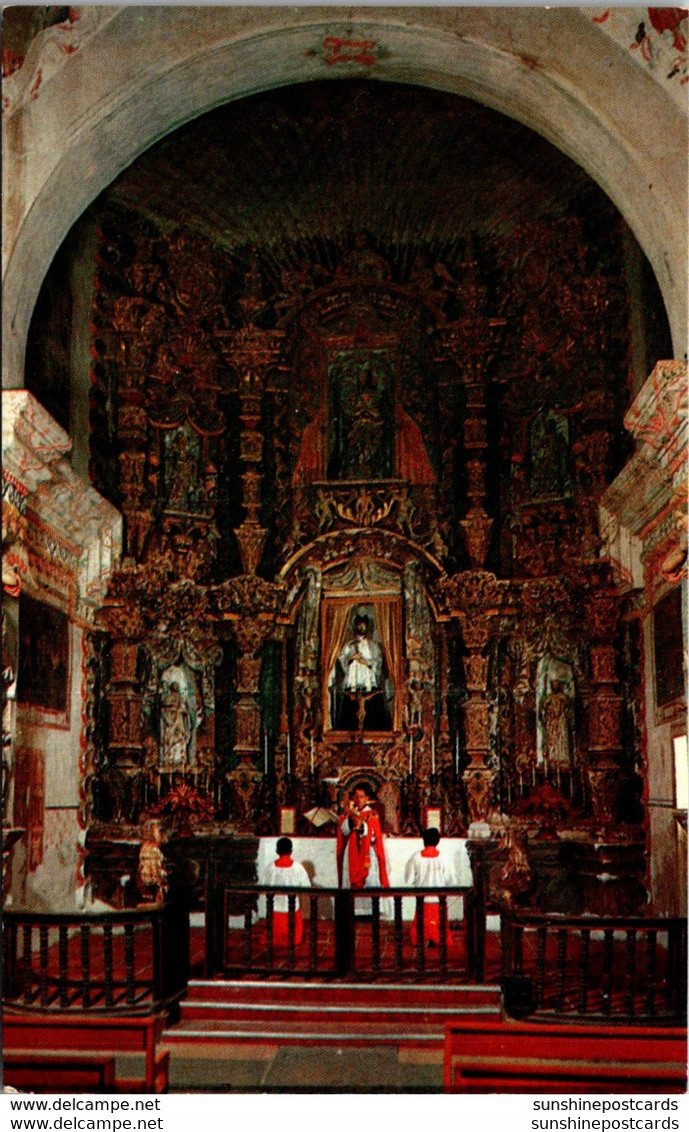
337, 785, 390, 890
261, 837, 310, 946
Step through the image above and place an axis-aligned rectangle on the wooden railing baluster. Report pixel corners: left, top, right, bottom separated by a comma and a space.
371, 896, 381, 973
645, 929, 657, 1018
438, 896, 448, 976
264, 895, 273, 969
21, 923, 32, 1003
602, 929, 614, 1016
245, 905, 255, 967
124, 923, 136, 1004
38, 924, 50, 1007
287, 895, 296, 970
58, 925, 69, 1007
415, 896, 425, 973
579, 929, 590, 1015
80, 923, 91, 1009
309, 895, 318, 972
625, 929, 637, 1017
393, 895, 403, 972
536, 925, 547, 1010
103, 923, 114, 1007
513, 925, 524, 978
555, 929, 567, 1012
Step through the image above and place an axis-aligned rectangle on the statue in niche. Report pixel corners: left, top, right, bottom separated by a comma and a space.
159, 664, 199, 768
328, 357, 394, 481
403, 562, 433, 726
328, 607, 393, 732
539, 680, 574, 766
529, 409, 571, 500
164, 424, 202, 513
536, 656, 575, 768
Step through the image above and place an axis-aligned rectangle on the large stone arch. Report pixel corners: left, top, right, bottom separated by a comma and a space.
2, 5, 687, 388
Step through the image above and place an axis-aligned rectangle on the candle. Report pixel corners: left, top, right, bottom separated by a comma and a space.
310, 735, 314, 775
431, 733, 436, 776
264, 733, 268, 776
532, 766, 536, 787
409, 734, 414, 776
286, 733, 291, 776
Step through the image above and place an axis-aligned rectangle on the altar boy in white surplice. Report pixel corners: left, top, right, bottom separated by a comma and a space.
404, 828, 455, 946
261, 837, 310, 947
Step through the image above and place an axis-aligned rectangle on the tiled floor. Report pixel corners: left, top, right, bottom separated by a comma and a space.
167, 1042, 443, 1093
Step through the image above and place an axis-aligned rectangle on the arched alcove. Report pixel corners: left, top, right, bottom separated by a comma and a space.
2, 6, 686, 391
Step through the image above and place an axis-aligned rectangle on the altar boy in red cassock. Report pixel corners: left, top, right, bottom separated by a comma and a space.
337, 785, 390, 890
261, 837, 310, 946
405, 827, 454, 946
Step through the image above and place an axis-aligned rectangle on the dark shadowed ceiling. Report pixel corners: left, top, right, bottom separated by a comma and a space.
105, 81, 611, 268
26, 80, 672, 437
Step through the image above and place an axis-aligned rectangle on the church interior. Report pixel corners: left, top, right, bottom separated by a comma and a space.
2, 6, 687, 1095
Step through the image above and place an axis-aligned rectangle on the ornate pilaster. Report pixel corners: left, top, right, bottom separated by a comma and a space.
434, 292, 506, 568
586, 589, 624, 837
217, 275, 285, 574
436, 569, 508, 831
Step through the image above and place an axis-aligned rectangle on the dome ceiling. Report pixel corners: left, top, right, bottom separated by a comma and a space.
104, 81, 610, 267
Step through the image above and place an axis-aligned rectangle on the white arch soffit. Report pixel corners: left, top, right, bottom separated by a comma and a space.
2, 6, 687, 388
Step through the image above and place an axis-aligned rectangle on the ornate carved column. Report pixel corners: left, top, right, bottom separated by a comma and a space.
461, 621, 495, 832
435, 312, 506, 569
101, 295, 162, 560
586, 589, 624, 837
217, 307, 284, 575
98, 597, 146, 823
214, 574, 284, 828
436, 570, 507, 833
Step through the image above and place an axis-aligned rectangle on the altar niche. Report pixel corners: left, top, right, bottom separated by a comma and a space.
322, 599, 402, 737
327, 353, 395, 481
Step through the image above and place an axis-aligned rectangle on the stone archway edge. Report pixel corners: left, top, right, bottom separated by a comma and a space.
2, 5, 687, 386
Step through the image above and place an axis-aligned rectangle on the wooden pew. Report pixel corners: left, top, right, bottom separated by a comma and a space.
3, 1012, 170, 1094
444, 1020, 687, 1093
4, 1052, 117, 1093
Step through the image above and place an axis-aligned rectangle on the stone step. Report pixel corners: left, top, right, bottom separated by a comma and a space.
185, 977, 500, 1008
165, 1015, 459, 1047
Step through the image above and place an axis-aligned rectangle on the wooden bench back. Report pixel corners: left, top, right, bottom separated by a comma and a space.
3, 1013, 168, 1093
444, 1021, 688, 1093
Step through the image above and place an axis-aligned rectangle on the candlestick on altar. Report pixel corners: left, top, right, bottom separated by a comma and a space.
310, 735, 314, 775
408, 734, 414, 777
286, 733, 291, 776
431, 733, 436, 776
